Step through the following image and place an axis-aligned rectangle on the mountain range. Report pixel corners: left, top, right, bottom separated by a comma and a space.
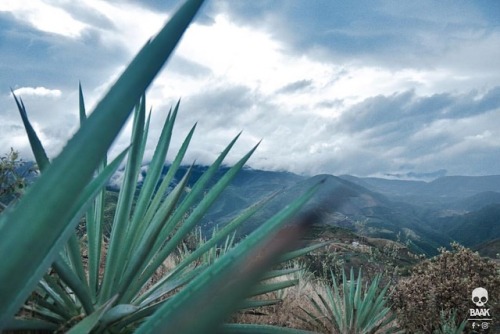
120, 165, 500, 257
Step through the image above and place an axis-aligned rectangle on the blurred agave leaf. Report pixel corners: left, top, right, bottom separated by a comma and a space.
136, 184, 324, 333
0, 0, 204, 325
221, 323, 315, 334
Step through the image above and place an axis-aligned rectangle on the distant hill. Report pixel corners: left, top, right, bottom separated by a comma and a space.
340, 174, 500, 206
450, 191, 500, 212
473, 238, 500, 259
434, 203, 500, 247
104, 164, 500, 257
162, 168, 450, 255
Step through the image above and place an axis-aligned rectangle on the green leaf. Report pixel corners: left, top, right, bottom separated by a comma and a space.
53, 257, 94, 315
118, 165, 195, 303
79, 82, 87, 125
99, 98, 147, 303
100, 304, 140, 325
249, 279, 298, 297
11, 91, 50, 172
0, 0, 204, 324
168, 189, 282, 280
65, 296, 117, 334
221, 324, 316, 334
4, 319, 58, 331
136, 181, 323, 333
238, 299, 282, 310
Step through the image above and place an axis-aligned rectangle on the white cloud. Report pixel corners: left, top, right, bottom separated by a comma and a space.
1, 1, 499, 177
0, 0, 87, 38
12, 86, 62, 98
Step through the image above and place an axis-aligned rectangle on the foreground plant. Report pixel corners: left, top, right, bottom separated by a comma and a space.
300, 268, 401, 334
0, 0, 325, 332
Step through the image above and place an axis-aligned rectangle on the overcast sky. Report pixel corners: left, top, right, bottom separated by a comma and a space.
1, 1, 499, 178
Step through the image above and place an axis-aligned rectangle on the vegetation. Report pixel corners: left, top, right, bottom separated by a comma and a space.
0, 148, 37, 211
391, 242, 500, 333
0, 0, 325, 332
1, 0, 496, 333
299, 268, 400, 333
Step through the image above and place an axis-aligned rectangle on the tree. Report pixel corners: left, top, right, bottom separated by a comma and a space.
0, 148, 36, 211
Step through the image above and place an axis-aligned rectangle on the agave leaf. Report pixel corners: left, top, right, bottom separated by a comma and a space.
0, 0, 204, 324
4, 319, 58, 331
99, 98, 147, 303
85, 176, 106, 299
38, 276, 76, 319
100, 304, 140, 325
278, 242, 329, 263
80, 84, 108, 299
297, 305, 325, 330
65, 296, 117, 334
137, 265, 206, 307
238, 299, 282, 310
11, 91, 50, 172
118, 165, 194, 303
122, 134, 248, 301
315, 293, 334, 326
249, 279, 298, 297
167, 189, 282, 280
220, 323, 316, 334
324, 278, 342, 333
138, 121, 196, 238
149, 132, 244, 254
79, 82, 87, 124
22, 303, 64, 323
128, 101, 179, 232
136, 181, 323, 333
260, 268, 302, 281
53, 257, 94, 315
14, 89, 90, 304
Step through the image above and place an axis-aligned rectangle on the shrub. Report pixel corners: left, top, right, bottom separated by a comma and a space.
391, 242, 500, 333
0, 148, 37, 211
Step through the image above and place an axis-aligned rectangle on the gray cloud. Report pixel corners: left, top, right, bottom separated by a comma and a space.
1, 1, 499, 178
276, 79, 312, 94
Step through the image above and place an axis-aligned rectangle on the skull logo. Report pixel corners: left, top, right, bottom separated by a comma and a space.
472, 287, 488, 307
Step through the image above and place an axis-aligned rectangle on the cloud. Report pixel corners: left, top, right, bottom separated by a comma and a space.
1, 1, 499, 178
12, 86, 61, 98
0, 0, 88, 38
276, 80, 313, 95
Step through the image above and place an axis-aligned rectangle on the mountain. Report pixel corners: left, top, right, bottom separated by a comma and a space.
340, 174, 500, 206
473, 238, 500, 259
433, 203, 500, 247
450, 191, 500, 212
156, 167, 450, 255
105, 164, 500, 257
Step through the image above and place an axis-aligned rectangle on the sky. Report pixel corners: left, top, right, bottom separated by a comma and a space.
0, 0, 499, 178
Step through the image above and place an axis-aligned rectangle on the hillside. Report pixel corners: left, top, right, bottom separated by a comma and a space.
104, 165, 500, 257
434, 203, 500, 247
340, 174, 500, 206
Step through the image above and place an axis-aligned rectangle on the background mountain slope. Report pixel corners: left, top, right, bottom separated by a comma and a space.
107, 165, 500, 257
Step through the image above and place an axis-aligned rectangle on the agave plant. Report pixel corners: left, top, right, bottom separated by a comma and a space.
432, 310, 467, 334
0, 0, 326, 332
300, 268, 401, 334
